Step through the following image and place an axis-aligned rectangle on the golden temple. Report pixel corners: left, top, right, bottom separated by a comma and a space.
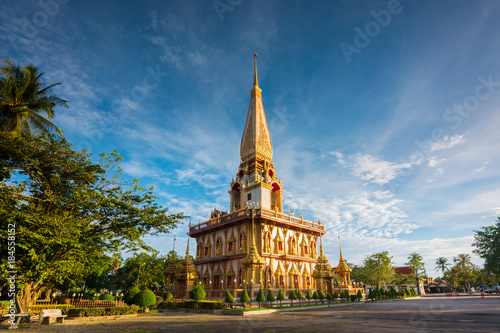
165, 54, 362, 299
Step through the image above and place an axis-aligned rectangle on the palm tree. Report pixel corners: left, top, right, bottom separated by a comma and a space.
454, 254, 472, 293
406, 253, 425, 295
0, 58, 67, 136
435, 257, 449, 276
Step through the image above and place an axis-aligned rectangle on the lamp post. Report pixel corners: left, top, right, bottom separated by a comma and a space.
220, 281, 223, 297
250, 278, 254, 299
72, 293, 75, 304
233, 278, 237, 298
52, 292, 57, 305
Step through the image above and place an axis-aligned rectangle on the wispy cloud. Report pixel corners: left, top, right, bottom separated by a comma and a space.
349, 154, 412, 185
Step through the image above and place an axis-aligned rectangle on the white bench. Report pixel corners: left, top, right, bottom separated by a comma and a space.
2, 313, 30, 330
32, 309, 67, 325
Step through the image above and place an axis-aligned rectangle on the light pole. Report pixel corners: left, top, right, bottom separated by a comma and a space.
72, 293, 75, 304
233, 278, 237, 298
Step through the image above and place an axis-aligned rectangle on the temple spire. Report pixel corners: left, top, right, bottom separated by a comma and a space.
253, 52, 258, 87
338, 234, 343, 260
240, 53, 273, 163
186, 222, 191, 256
320, 235, 325, 256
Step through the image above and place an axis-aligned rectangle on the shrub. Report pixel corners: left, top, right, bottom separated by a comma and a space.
296, 289, 303, 305
240, 289, 251, 305
266, 290, 276, 307
350, 294, 357, 302
29, 305, 72, 315
189, 285, 206, 303
82, 289, 96, 300
99, 293, 115, 301
157, 300, 224, 309
332, 291, 339, 301
277, 289, 285, 306
68, 306, 139, 317
326, 293, 333, 304
164, 292, 173, 300
124, 287, 141, 304
133, 289, 157, 309
317, 290, 326, 304
69, 288, 82, 295
256, 288, 265, 308
312, 290, 319, 302
356, 290, 363, 301
225, 290, 235, 308
306, 290, 313, 304
288, 290, 297, 306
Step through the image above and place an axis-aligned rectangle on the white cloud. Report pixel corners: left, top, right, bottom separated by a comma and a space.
428, 134, 466, 152
471, 161, 490, 174
349, 154, 412, 185
321, 233, 480, 276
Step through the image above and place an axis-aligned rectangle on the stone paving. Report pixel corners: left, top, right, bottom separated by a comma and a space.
5, 295, 500, 332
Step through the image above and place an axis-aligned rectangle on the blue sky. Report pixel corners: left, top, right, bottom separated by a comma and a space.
2, 0, 500, 276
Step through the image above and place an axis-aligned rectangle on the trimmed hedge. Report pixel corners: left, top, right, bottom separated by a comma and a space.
99, 293, 115, 301
124, 287, 141, 304
133, 289, 157, 308
67, 306, 139, 317
158, 300, 224, 310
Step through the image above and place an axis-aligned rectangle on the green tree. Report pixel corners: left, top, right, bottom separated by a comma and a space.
277, 288, 285, 306
124, 287, 141, 305
435, 257, 450, 276
406, 253, 425, 295
133, 289, 156, 310
225, 290, 235, 308
360, 251, 395, 289
0, 134, 184, 312
356, 290, 363, 301
473, 218, 500, 276
189, 284, 206, 305
305, 289, 313, 305
113, 252, 167, 290
256, 288, 265, 308
332, 290, 339, 301
240, 288, 251, 306
296, 289, 303, 305
0, 59, 68, 136
326, 293, 333, 304
317, 290, 326, 304
266, 289, 275, 307
312, 290, 319, 303
99, 293, 115, 301
453, 254, 473, 293
288, 290, 297, 306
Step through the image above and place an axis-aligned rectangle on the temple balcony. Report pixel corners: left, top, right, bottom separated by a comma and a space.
189, 207, 325, 237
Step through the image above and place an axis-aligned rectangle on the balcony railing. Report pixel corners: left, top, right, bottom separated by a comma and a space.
189, 207, 325, 234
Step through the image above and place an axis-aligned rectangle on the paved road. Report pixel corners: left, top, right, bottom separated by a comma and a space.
6, 296, 500, 332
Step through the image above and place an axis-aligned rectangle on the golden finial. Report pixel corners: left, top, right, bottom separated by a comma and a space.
253, 52, 258, 87
186, 222, 191, 255
320, 235, 324, 256
338, 234, 343, 260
